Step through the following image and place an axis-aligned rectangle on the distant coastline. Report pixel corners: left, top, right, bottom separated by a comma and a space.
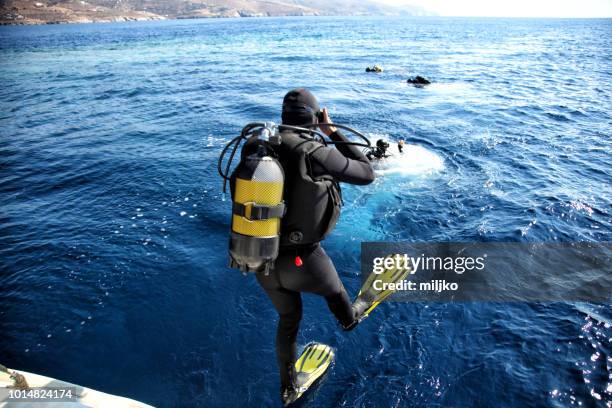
0, 14, 167, 26
1, 14, 325, 27
4, 2, 603, 26
0, 0, 431, 26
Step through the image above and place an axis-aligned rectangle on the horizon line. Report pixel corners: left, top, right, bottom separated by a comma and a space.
1, 14, 611, 27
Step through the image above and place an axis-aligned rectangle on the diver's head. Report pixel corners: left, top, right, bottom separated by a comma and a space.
282, 88, 321, 126
376, 139, 389, 150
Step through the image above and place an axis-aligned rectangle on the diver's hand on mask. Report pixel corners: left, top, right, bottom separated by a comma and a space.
319, 107, 338, 136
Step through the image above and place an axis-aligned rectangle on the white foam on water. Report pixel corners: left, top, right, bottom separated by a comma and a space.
427, 82, 473, 93
373, 144, 444, 176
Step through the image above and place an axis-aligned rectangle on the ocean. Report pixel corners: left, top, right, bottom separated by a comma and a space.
0, 16, 610, 407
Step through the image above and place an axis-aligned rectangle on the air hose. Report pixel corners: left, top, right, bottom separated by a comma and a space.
218, 122, 372, 192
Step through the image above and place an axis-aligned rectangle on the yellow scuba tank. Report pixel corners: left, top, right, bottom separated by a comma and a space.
229, 125, 285, 274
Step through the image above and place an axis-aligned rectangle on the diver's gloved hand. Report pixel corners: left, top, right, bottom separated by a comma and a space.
319, 107, 338, 136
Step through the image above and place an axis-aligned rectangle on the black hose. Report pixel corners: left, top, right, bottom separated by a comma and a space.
217, 121, 373, 192
222, 138, 241, 192
218, 135, 242, 180
278, 123, 371, 148
276, 124, 328, 145
304, 122, 372, 147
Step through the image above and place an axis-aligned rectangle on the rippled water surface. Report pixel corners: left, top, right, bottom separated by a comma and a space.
1, 17, 611, 407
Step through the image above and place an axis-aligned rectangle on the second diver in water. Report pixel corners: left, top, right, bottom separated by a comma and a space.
366, 138, 391, 160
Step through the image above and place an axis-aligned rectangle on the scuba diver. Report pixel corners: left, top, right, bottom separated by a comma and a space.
366, 138, 391, 161
219, 88, 410, 405
256, 89, 374, 404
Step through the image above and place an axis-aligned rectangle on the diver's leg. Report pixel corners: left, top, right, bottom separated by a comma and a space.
256, 272, 303, 391
280, 244, 356, 329
324, 289, 354, 328
311, 246, 356, 328
275, 291, 302, 390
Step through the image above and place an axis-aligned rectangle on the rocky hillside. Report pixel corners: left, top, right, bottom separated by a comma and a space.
0, 0, 431, 25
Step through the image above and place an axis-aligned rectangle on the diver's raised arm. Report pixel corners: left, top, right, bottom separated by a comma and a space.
319, 107, 368, 161
311, 146, 375, 185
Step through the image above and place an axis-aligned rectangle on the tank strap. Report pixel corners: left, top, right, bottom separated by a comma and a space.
233, 201, 286, 221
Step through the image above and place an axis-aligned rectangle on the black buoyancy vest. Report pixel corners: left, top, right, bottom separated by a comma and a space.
240, 130, 342, 247
274, 131, 342, 246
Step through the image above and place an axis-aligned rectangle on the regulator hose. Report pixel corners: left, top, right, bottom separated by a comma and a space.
289, 123, 372, 148
218, 122, 372, 193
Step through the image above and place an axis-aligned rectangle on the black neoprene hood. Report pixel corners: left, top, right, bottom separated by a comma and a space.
282, 88, 320, 125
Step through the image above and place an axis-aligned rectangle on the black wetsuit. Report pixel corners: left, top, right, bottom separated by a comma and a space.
256, 130, 375, 389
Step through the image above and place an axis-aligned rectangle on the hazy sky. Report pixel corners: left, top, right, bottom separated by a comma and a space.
377, 0, 612, 18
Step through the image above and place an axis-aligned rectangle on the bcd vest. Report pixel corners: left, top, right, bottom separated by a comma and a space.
238, 131, 342, 247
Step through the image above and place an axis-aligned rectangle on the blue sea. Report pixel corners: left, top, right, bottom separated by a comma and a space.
0, 16, 610, 407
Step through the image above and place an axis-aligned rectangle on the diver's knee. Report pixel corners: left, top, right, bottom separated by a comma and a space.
279, 309, 302, 328
325, 289, 347, 304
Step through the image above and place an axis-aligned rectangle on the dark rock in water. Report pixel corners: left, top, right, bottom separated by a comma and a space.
407, 75, 431, 85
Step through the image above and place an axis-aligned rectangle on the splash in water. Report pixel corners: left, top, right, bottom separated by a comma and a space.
372, 143, 444, 176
